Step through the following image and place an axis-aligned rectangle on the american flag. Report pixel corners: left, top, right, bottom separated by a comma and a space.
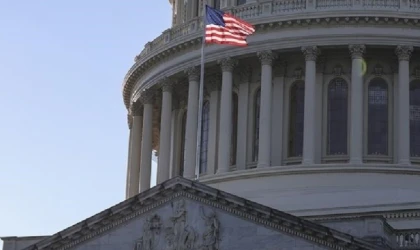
205, 5, 255, 47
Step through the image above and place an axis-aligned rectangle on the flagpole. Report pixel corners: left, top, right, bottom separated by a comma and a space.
194, 0, 207, 180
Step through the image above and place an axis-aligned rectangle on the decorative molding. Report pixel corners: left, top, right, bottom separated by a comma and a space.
333, 64, 344, 76
395, 45, 413, 61
301, 46, 320, 61
139, 89, 156, 104
122, 16, 420, 109
257, 50, 277, 66
349, 44, 366, 59
23, 177, 379, 250
199, 164, 420, 184
305, 209, 420, 222
159, 78, 173, 92
185, 67, 200, 82
294, 67, 304, 80
131, 102, 144, 116
218, 57, 237, 72
373, 64, 384, 76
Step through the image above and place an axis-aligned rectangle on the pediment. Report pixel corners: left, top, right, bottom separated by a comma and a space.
23, 177, 380, 250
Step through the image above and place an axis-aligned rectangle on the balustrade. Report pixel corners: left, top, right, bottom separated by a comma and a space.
129, 0, 415, 70
395, 229, 420, 249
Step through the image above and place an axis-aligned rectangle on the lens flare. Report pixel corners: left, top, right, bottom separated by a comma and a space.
361, 59, 367, 76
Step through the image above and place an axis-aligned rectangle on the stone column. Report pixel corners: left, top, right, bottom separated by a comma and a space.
257, 51, 277, 168
169, 97, 186, 178
207, 74, 221, 175
236, 68, 251, 170
183, 67, 200, 179
301, 46, 319, 165
315, 57, 325, 163
396, 45, 413, 165
217, 57, 237, 173
126, 104, 143, 198
125, 114, 132, 198
349, 45, 366, 164
139, 90, 154, 192
157, 79, 173, 184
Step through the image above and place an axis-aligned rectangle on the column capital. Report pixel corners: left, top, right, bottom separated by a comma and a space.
184, 67, 200, 82
257, 50, 277, 66
131, 101, 143, 116
139, 89, 156, 104
349, 45, 366, 59
396, 45, 413, 61
218, 57, 237, 72
159, 78, 173, 92
206, 73, 222, 92
301, 46, 320, 61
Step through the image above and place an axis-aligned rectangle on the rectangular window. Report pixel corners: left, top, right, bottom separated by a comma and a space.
237, 0, 247, 5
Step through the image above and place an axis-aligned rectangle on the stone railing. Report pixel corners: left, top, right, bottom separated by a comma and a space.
394, 229, 420, 249
133, 0, 415, 64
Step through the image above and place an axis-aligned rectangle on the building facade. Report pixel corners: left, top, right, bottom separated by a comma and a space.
3, 0, 420, 249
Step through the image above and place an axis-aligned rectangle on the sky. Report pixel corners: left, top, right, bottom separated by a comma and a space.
0, 1, 171, 247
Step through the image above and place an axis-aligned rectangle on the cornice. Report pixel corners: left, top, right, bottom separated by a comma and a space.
23, 177, 380, 250
122, 15, 420, 110
199, 164, 420, 184
305, 209, 420, 222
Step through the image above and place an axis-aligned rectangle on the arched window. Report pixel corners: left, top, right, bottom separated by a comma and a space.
289, 81, 305, 157
253, 89, 261, 162
327, 78, 348, 155
199, 101, 210, 174
367, 78, 388, 155
179, 111, 187, 176
410, 80, 420, 157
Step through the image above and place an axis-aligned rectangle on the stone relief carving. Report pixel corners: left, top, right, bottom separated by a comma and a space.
135, 200, 220, 250
373, 64, 384, 76
294, 67, 304, 79
136, 214, 162, 250
200, 207, 220, 250
167, 199, 198, 250
333, 64, 343, 76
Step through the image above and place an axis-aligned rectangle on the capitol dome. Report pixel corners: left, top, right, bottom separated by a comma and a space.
6, 1, 420, 250
122, 0, 420, 247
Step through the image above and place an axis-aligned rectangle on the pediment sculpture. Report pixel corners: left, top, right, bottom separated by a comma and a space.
135, 200, 220, 250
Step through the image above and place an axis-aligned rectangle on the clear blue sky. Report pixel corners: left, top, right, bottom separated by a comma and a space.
0, 1, 171, 246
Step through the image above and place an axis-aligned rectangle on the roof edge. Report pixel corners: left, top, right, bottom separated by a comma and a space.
23, 177, 382, 250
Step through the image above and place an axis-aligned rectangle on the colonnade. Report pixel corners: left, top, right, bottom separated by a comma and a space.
125, 45, 413, 198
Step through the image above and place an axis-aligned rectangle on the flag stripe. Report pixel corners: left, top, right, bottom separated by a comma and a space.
205, 6, 255, 47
